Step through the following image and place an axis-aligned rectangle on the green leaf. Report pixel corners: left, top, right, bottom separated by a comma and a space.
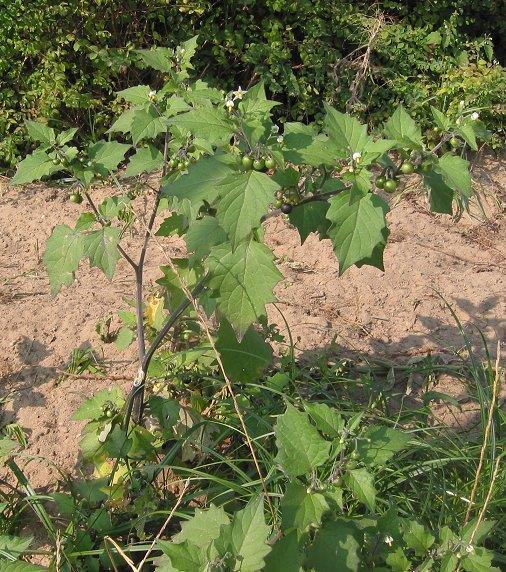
304, 402, 344, 438
173, 504, 229, 549
124, 145, 164, 177
205, 240, 282, 339
343, 468, 376, 511
456, 124, 478, 151
84, 227, 121, 280
402, 520, 435, 556
281, 482, 330, 532
0, 437, 18, 462
115, 327, 134, 350
239, 81, 280, 116
288, 201, 331, 243
431, 107, 451, 131
423, 171, 454, 214
461, 547, 500, 572
148, 396, 180, 437
11, 149, 61, 185
97, 195, 131, 219
324, 104, 368, 154
136, 48, 174, 72
216, 320, 272, 383
156, 541, 206, 571
326, 190, 389, 274
73, 388, 124, 421
0, 534, 33, 558
361, 138, 396, 164
386, 547, 411, 571
227, 496, 271, 572
264, 531, 301, 572
283, 122, 342, 166
306, 519, 361, 572
108, 108, 137, 134
102, 425, 131, 458
162, 156, 235, 210
356, 425, 411, 466
274, 403, 331, 477
216, 170, 280, 246
88, 140, 130, 172
384, 106, 423, 148
434, 153, 472, 201
116, 85, 153, 105
157, 214, 188, 237
167, 107, 235, 144
25, 120, 55, 144
130, 108, 166, 145
43, 225, 84, 294
461, 519, 495, 545
185, 217, 227, 260
440, 553, 459, 572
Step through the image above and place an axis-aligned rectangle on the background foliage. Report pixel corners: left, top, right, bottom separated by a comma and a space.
1, 0, 504, 167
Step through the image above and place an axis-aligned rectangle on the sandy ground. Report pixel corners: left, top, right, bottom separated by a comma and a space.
0, 156, 504, 489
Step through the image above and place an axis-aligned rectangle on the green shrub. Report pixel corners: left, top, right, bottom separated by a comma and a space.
0, 0, 504, 167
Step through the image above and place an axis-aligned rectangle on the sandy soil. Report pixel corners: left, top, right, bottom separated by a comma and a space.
0, 156, 504, 489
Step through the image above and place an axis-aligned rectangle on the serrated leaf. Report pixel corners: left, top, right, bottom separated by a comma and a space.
25, 120, 55, 144
306, 519, 361, 572
440, 552, 459, 572
324, 104, 368, 154
361, 138, 396, 164
84, 227, 121, 280
0, 534, 32, 559
434, 153, 472, 200
43, 225, 84, 294
228, 496, 271, 572
431, 107, 451, 131
116, 85, 153, 105
157, 213, 188, 237
239, 81, 280, 116
384, 106, 423, 148
108, 108, 137, 134
173, 504, 229, 549
461, 519, 495, 545
386, 547, 411, 571
343, 468, 376, 511
206, 240, 282, 338
56, 128, 78, 146
102, 425, 131, 458
264, 531, 301, 572
356, 425, 411, 466
136, 47, 174, 72
167, 107, 235, 144
423, 170, 454, 214
461, 547, 500, 572
288, 201, 331, 243
185, 217, 227, 260
73, 388, 124, 421
402, 520, 435, 556
326, 190, 389, 274
97, 195, 131, 219
124, 145, 164, 177
88, 140, 130, 172
216, 320, 272, 383
131, 108, 166, 145
162, 156, 235, 209
456, 123, 478, 151
283, 122, 342, 166
216, 170, 280, 246
274, 404, 331, 477
156, 541, 206, 571
304, 402, 344, 438
11, 149, 61, 185
115, 327, 134, 350
281, 482, 330, 532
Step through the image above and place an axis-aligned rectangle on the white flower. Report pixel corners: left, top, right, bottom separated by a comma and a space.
352, 152, 362, 161
148, 90, 156, 100
384, 535, 394, 546
471, 112, 479, 120
271, 124, 280, 133
465, 544, 474, 554
276, 135, 284, 144
225, 99, 235, 110
232, 86, 247, 100
348, 166, 355, 173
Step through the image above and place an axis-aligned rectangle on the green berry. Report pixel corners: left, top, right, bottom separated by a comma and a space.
450, 137, 460, 148
400, 161, 414, 175
253, 158, 265, 171
242, 155, 253, 169
264, 157, 276, 170
69, 193, 83, 204
383, 179, 398, 193
375, 176, 386, 189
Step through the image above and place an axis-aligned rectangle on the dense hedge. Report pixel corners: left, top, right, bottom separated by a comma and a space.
1, 0, 504, 167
